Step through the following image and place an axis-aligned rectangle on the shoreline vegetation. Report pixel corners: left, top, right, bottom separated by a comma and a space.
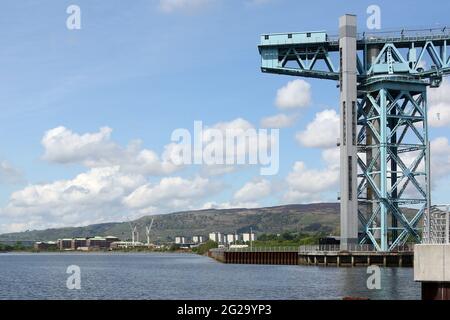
0, 232, 326, 254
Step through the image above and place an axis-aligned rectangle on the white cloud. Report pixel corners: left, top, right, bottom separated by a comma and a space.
283, 148, 339, 203
428, 79, 450, 127
0, 169, 225, 234
201, 201, 260, 210
42, 126, 114, 164
431, 137, 450, 180
158, 0, 214, 13
0, 161, 22, 185
296, 109, 340, 148
233, 179, 271, 203
123, 176, 219, 212
42, 126, 178, 176
0, 119, 279, 233
0, 166, 145, 233
166, 118, 278, 176
42, 119, 275, 178
260, 113, 298, 128
322, 147, 340, 170
275, 79, 311, 110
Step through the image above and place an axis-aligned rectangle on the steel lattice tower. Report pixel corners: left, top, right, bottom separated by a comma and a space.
258, 14, 450, 251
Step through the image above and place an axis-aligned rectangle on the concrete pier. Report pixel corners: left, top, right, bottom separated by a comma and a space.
209, 248, 413, 268
414, 244, 450, 300
298, 251, 412, 267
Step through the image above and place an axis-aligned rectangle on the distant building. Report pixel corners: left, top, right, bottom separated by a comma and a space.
71, 238, 87, 250
105, 236, 120, 245
209, 232, 223, 244
110, 241, 146, 249
192, 236, 205, 244
87, 237, 108, 249
175, 236, 186, 244
242, 233, 256, 242
57, 239, 72, 250
226, 234, 239, 244
34, 241, 57, 251
52, 235, 122, 251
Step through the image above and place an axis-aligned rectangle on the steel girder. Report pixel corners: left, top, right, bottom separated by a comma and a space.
259, 29, 450, 84
356, 80, 429, 251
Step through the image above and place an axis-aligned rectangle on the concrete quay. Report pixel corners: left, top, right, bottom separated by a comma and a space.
209, 246, 414, 268
298, 251, 413, 267
414, 244, 450, 300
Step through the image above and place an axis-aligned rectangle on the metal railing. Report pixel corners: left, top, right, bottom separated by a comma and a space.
323, 27, 450, 45
211, 246, 299, 253
423, 205, 450, 244
211, 244, 415, 254
226, 246, 299, 253
298, 244, 414, 253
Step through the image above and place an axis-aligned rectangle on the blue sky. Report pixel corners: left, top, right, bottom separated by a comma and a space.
0, 0, 449, 233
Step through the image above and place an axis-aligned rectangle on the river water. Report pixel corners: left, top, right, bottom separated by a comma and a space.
0, 252, 420, 300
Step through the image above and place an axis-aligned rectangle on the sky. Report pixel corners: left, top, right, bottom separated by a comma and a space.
0, 0, 450, 233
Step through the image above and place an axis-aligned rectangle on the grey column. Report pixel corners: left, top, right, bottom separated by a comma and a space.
339, 14, 359, 250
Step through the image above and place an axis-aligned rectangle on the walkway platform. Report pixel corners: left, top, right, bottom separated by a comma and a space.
209, 245, 414, 268
298, 251, 413, 267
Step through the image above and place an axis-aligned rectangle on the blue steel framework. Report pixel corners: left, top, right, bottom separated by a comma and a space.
259, 24, 450, 251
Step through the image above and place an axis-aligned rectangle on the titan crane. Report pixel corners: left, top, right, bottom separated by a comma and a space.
259, 15, 450, 251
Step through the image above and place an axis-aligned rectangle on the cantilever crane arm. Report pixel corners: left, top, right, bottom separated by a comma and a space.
259, 29, 450, 86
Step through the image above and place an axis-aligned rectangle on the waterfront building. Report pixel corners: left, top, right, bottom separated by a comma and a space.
192, 236, 204, 244
57, 239, 73, 250
242, 233, 256, 242
110, 241, 146, 249
226, 234, 239, 244
86, 236, 109, 249
105, 236, 120, 244
175, 236, 186, 244
71, 238, 87, 250
209, 232, 223, 244
34, 241, 57, 251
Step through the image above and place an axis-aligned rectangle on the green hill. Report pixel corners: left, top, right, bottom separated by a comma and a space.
0, 203, 341, 243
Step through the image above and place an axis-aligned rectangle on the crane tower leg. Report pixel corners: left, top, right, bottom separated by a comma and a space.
339, 14, 359, 250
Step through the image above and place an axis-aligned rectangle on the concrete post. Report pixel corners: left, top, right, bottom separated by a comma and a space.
339, 14, 359, 250
415, 244, 450, 300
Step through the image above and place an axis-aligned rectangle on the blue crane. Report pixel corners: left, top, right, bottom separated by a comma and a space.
258, 15, 450, 251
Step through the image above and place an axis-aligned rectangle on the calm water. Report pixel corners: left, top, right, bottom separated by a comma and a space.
0, 253, 420, 300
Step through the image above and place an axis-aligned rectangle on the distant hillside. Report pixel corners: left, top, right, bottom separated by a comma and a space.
0, 203, 342, 242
